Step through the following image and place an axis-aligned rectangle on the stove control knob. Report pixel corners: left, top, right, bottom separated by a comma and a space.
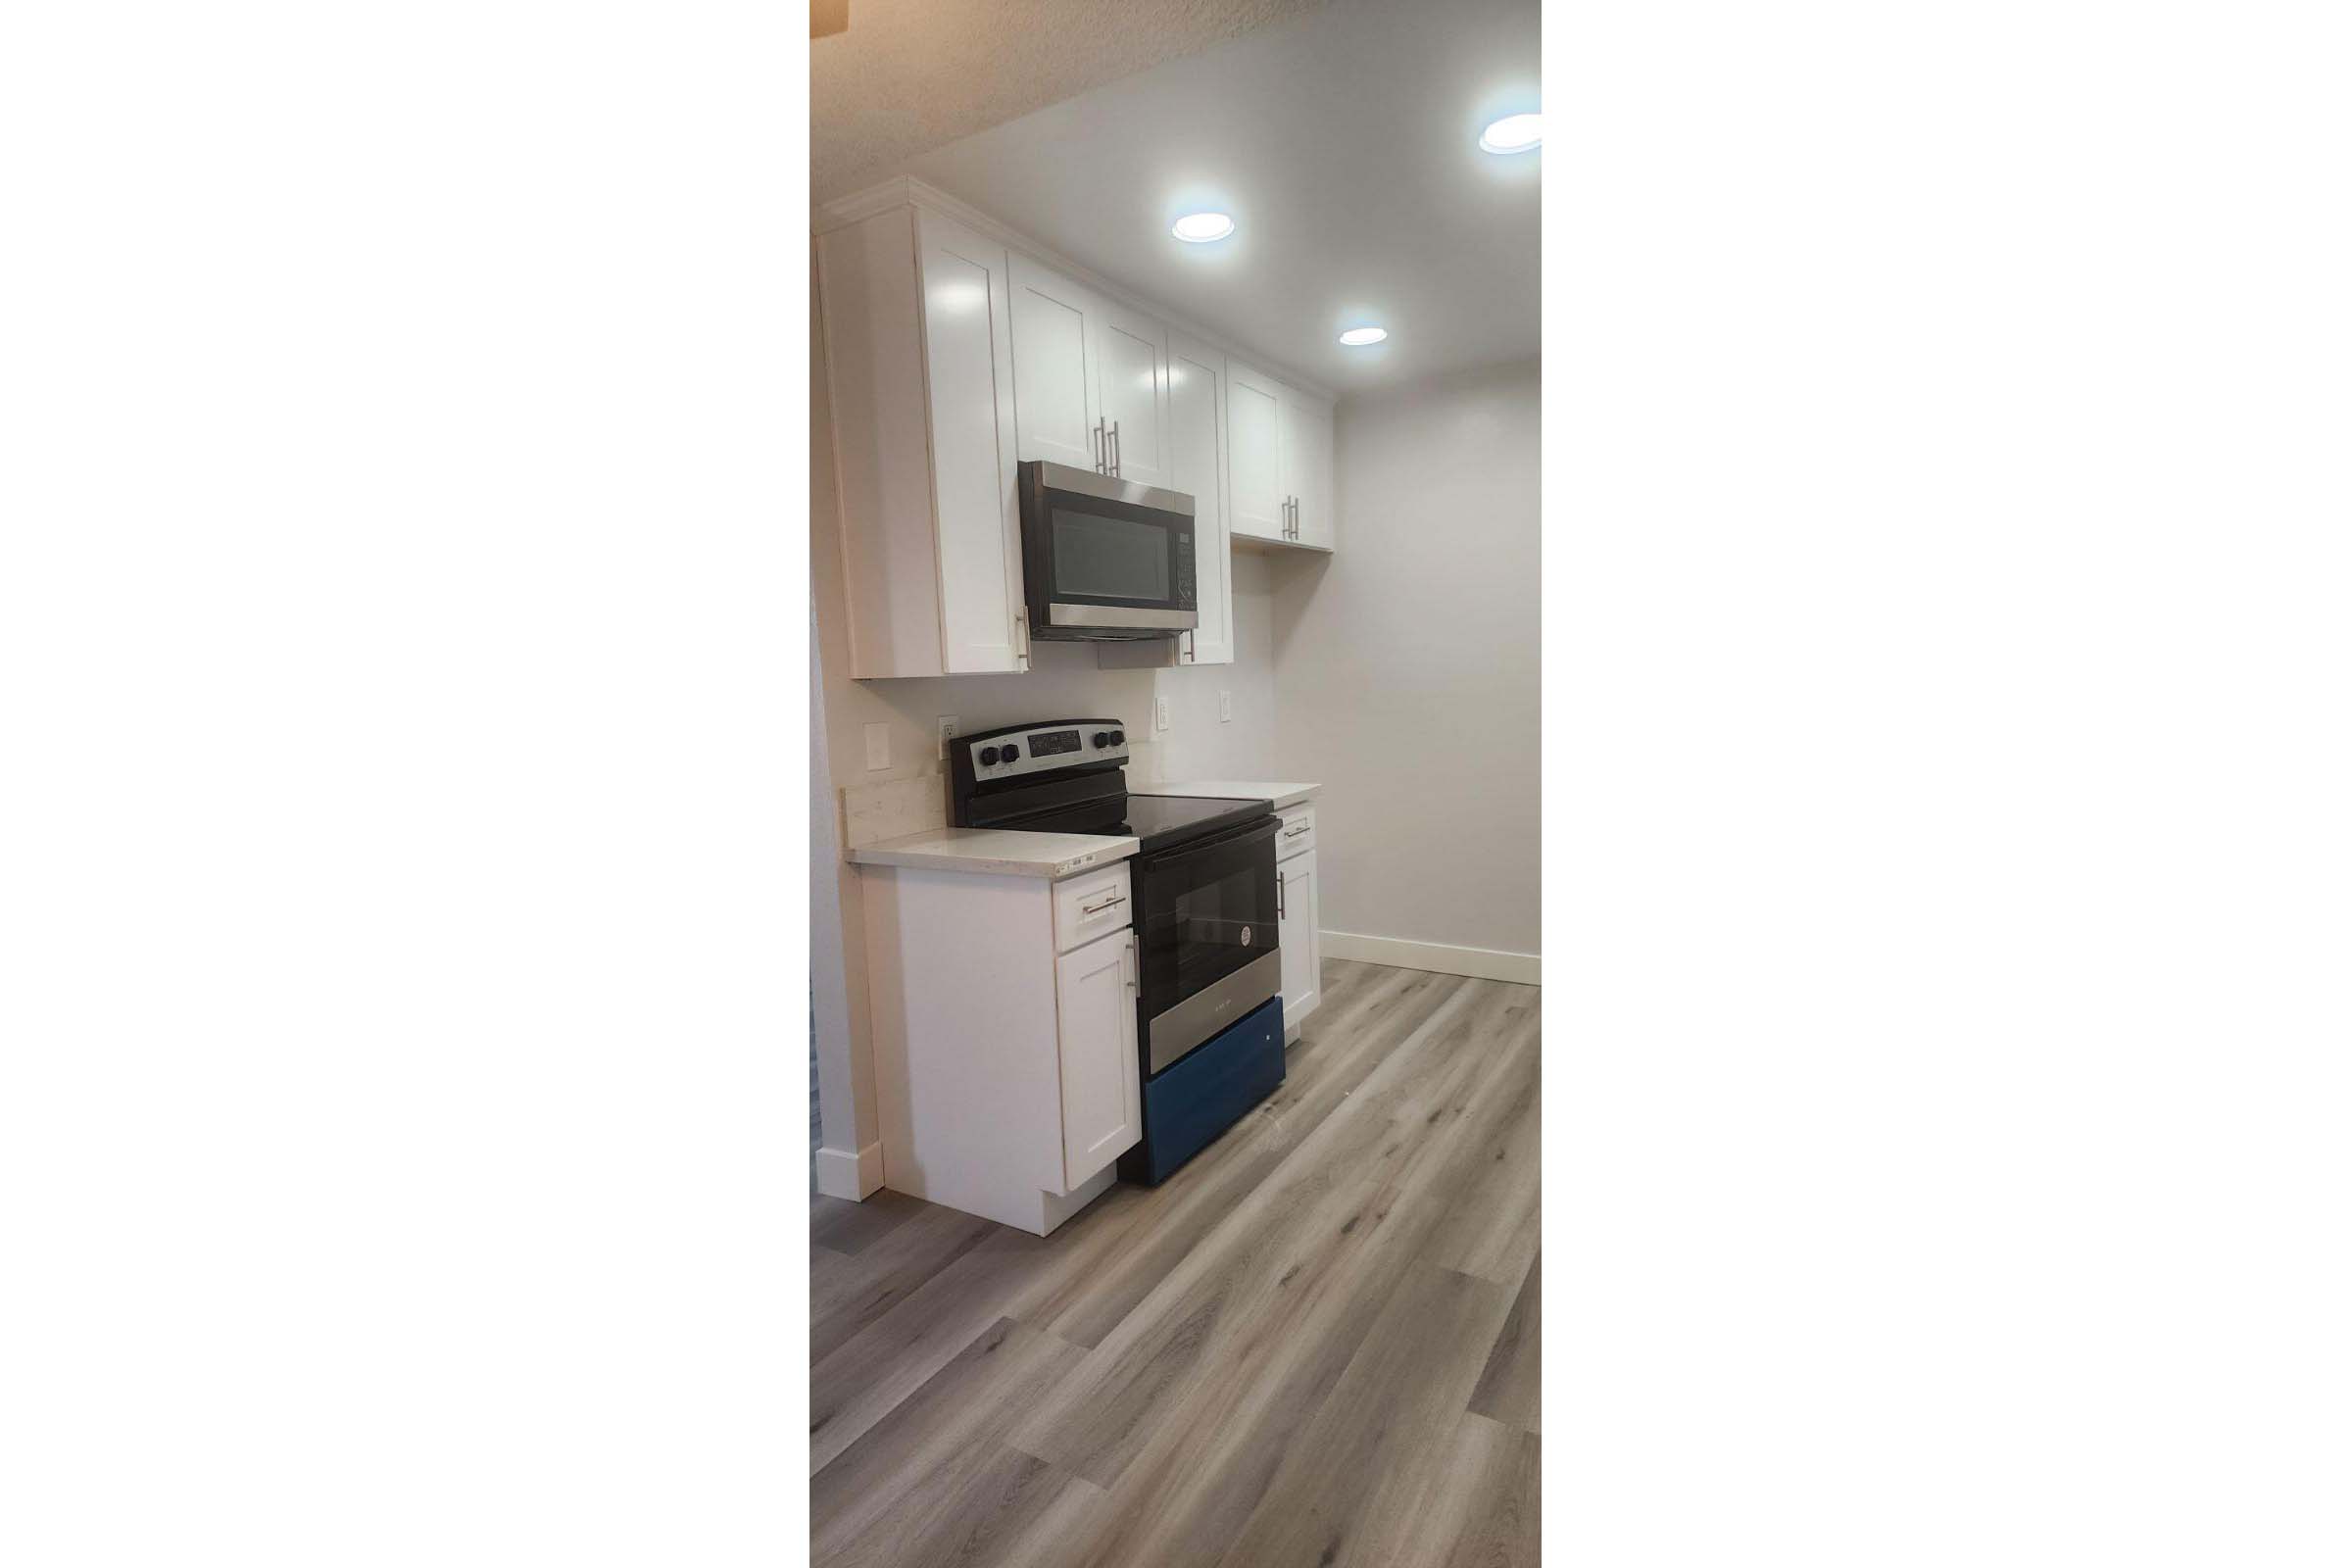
978, 746, 1000, 766
1000, 743, 1020, 762
1108, 730, 1125, 746
1093, 731, 1111, 748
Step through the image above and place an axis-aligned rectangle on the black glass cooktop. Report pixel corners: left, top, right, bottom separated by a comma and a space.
1020, 792, 1272, 853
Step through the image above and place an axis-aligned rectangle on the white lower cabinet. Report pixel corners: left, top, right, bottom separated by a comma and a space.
860, 860, 1141, 1235
1277, 839, 1321, 1037
1054, 929, 1143, 1188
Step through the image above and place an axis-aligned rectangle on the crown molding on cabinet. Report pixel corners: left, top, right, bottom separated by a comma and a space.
813, 175, 1338, 406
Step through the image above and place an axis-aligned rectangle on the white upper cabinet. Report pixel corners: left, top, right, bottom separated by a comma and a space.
1007, 253, 1104, 472
1283, 391, 1336, 551
1010, 255, 1171, 487
1095, 328, 1230, 672
1094, 300, 1172, 488
1166, 331, 1232, 664
1227, 359, 1333, 551
1226, 358, 1287, 543
919, 210, 1031, 669
816, 201, 1027, 678
817, 181, 1337, 679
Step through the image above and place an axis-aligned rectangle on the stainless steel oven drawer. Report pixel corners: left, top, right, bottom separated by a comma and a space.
1146, 947, 1282, 1075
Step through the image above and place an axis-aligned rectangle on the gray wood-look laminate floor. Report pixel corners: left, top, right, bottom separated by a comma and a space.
809, 958, 1541, 1568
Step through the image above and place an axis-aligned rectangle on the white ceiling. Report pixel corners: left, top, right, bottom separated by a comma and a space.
822, 0, 1542, 394
811, 0, 1333, 200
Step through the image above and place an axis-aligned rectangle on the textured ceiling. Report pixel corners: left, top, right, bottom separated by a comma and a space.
838, 0, 1542, 391
812, 0, 1332, 200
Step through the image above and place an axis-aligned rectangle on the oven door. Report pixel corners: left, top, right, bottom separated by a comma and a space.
1134, 815, 1281, 1074
1020, 461, 1199, 640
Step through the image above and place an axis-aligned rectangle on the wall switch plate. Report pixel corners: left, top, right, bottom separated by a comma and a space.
936, 715, 957, 760
863, 722, 890, 771
1154, 696, 1171, 733
1219, 690, 1233, 722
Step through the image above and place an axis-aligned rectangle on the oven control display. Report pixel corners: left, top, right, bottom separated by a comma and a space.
1028, 729, 1081, 757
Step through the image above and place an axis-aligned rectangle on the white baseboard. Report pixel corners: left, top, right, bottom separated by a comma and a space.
813, 1140, 885, 1200
1320, 930, 1541, 986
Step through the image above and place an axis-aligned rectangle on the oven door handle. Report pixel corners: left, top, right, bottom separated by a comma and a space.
1138, 815, 1280, 875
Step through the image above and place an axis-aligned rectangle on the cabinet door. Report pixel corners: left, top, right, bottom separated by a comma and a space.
1284, 393, 1336, 551
916, 209, 1027, 672
1225, 358, 1287, 542
1054, 929, 1142, 1187
1095, 301, 1171, 489
1007, 254, 1103, 472
1165, 331, 1232, 665
1278, 851, 1322, 1034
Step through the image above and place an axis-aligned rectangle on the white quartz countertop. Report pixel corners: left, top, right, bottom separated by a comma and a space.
846, 826, 1140, 879
1131, 779, 1321, 810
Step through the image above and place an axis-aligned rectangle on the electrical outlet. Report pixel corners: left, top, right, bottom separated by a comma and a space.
936, 715, 958, 760
863, 722, 890, 771
1218, 690, 1233, 723
1154, 696, 1171, 733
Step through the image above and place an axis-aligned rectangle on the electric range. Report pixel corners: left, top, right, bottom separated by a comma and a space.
949, 719, 1286, 1185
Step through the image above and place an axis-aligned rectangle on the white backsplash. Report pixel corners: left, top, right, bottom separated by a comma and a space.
840, 773, 947, 851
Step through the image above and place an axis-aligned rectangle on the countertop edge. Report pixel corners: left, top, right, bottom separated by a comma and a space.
1130, 779, 1322, 809
846, 835, 1141, 878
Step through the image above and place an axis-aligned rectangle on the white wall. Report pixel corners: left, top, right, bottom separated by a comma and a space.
1150, 551, 1283, 780
1270, 358, 1542, 960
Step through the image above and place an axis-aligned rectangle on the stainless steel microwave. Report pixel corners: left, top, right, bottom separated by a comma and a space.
1017, 461, 1199, 641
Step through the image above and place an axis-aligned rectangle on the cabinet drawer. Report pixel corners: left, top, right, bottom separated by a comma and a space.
1053, 863, 1133, 954
1275, 805, 1316, 860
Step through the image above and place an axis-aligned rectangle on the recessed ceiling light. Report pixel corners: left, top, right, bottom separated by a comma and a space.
1171, 212, 1236, 243
1338, 326, 1388, 347
1479, 113, 1543, 154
